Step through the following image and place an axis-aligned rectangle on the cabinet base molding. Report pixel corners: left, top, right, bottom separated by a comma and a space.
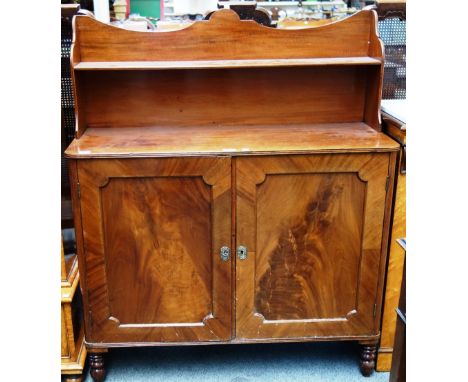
85, 334, 381, 349
85, 339, 380, 380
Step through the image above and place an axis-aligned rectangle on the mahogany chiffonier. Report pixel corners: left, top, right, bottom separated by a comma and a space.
65, 9, 399, 381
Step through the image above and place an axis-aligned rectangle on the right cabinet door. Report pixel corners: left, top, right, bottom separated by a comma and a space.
235, 153, 392, 340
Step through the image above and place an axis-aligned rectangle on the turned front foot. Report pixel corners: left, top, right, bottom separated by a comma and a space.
89, 352, 107, 382
359, 344, 377, 377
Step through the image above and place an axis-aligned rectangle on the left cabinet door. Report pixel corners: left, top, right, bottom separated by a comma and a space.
74, 157, 232, 344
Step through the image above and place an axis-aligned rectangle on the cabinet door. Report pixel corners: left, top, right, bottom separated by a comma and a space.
76, 157, 232, 343
235, 153, 392, 340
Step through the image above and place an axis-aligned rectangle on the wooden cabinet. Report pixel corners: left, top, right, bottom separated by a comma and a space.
66, 9, 399, 381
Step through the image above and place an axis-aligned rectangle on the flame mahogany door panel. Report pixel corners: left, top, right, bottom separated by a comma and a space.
77, 157, 232, 344
235, 153, 391, 340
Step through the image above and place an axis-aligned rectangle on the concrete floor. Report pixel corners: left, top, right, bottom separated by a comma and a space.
80, 341, 389, 382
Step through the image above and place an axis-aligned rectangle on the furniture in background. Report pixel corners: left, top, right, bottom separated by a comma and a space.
365, 0, 406, 372
62, 4, 94, 228
62, 6, 87, 381
61, 5, 78, 229
375, 0, 406, 100
66, 10, 399, 381
61, 237, 87, 382
378, 99, 406, 371
390, 239, 406, 382
206, 2, 272, 26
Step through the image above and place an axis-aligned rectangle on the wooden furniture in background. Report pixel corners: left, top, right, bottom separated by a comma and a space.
66, 10, 399, 381
62, 5, 81, 229
390, 239, 406, 382
61, 238, 86, 382
62, 4, 94, 228
374, 0, 406, 21
377, 99, 406, 371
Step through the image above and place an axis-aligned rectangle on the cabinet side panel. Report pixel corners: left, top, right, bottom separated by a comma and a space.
100, 176, 212, 324
255, 173, 366, 320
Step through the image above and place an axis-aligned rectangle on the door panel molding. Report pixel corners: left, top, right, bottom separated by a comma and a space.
78, 157, 232, 343
235, 154, 390, 339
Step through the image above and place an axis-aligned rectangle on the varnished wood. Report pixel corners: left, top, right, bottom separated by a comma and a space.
360, 343, 378, 376
390, 254, 406, 382
74, 57, 382, 70
377, 108, 406, 371
85, 334, 381, 348
61, 237, 79, 288
67, 9, 396, 378
255, 172, 366, 321
70, 9, 384, 137
62, 235, 87, 380
89, 353, 106, 382
61, 304, 70, 357
77, 157, 232, 344
61, 326, 87, 373
235, 153, 393, 339
277, 18, 338, 29
73, 10, 381, 62
375, 0, 406, 21
72, 67, 374, 132
61, 239, 67, 280
61, 257, 79, 302
65, 123, 398, 159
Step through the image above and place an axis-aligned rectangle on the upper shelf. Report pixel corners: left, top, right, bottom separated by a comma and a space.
73, 57, 382, 71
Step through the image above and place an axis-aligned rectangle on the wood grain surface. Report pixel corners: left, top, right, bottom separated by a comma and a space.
74, 57, 382, 70
75, 157, 232, 343
377, 124, 406, 371
66, 8, 395, 359
235, 153, 392, 339
61, 233, 87, 379
70, 9, 384, 138
255, 172, 366, 321
72, 10, 382, 63
73, 66, 371, 130
65, 123, 399, 159
101, 176, 212, 324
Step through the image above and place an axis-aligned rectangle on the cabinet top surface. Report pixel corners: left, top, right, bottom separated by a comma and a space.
65, 122, 399, 158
